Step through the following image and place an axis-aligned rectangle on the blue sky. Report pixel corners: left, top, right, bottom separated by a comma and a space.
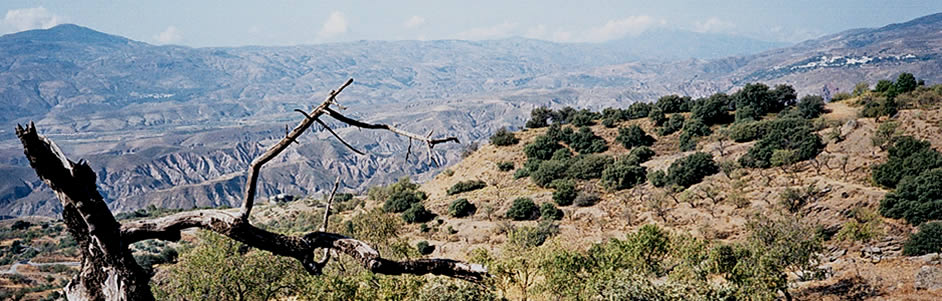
1, 0, 940, 47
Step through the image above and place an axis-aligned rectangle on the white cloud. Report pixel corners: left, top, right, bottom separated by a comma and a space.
694, 17, 735, 33
154, 26, 182, 44
455, 21, 517, 40
403, 15, 425, 29
3, 6, 61, 32
583, 15, 661, 42
318, 11, 348, 38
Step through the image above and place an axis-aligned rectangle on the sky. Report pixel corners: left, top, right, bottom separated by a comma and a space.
0, 0, 940, 47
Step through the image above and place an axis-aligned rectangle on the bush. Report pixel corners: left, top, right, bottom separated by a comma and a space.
490, 127, 520, 146
541, 203, 563, 220
11, 220, 31, 230
384, 189, 424, 213
545, 123, 574, 143
691, 93, 731, 125
859, 95, 898, 118
448, 198, 477, 218
551, 180, 577, 206
524, 135, 564, 160
648, 170, 667, 187
402, 203, 435, 224
567, 155, 614, 180
532, 159, 570, 187
568, 127, 608, 154
526, 106, 552, 128
872, 136, 942, 188
508, 220, 560, 248
656, 95, 691, 113
497, 161, 514, 171
797, 95, 826, 119
416, 241, 435, 255
506, 198, 540, 221
626, 102, 652, 119
903, 221, 942, 256
447, 180, 487, 195
574, 192, 601, 207
601, 161, 648, 190
625, 146, 655, 165
738, 119, 824, 169
616, 125, 655, 149
733, 83, 796, 122
648, 106, 667, 126
570, 109, 599, 127
666, 152, 718, 188
880, 168, 942, 225
657, 114, 685, 136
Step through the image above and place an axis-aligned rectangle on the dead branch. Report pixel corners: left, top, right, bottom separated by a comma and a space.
15, 78, 482, 300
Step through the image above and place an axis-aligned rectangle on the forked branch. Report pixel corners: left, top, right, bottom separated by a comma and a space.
15, 79, 484, 300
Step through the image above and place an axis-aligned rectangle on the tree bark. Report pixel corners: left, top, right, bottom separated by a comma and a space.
16, 79, 486, 300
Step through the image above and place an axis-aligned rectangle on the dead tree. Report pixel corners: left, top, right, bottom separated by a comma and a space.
16, 78, 486, 301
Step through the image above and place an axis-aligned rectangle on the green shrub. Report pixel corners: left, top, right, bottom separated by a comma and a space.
402, 203, 435, 224
448, 198, 477, 218
903, 221, 942, 256
11, 220, 31, 230
656, 95, 691, 113
524, 135, 564, 160
626, 102, 652, 119
880, 168, 942, 225
691, 93, 732, 125
648, 170, 667, 187
490, 127, 520, 146
497, 161, 514, 171
532, 159, 570, 187
738, 119, 824, 169
657, 114, 685, 136
797, 95, 826, 119
678, 132, 697, 151
625, 146, 655, 165
570, 109, 599, 127
648, 106, 667, 126
872, 136, 942, 188
541, 203, 564, 220
568, 127, 608, 154
567, 155, 614, 180
384, 189, 424, 213
616, 125, 655, 149
601, 117, 617, 128
526, 106, 552, 128
601, 161, 648, 190
545, 123, 574, 143
416, 241, 435, 255
732, 83, 796, 122
514, 168, 530, 179
859, 95, 898, 118
574, 193, 600, 207
552, 180, 577, 206
506, 198, 540, 221
667, 152, 718, 188
552, 107, 578, 125
508, 220, 559, 248
447, 180, 487, 195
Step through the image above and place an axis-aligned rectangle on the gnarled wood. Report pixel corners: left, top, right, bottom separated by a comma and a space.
16, 79, 484, 300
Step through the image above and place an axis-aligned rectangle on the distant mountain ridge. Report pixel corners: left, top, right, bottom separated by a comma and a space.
0, 12, 940, 217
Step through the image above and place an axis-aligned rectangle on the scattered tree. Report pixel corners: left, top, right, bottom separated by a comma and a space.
490, 127, 520, 146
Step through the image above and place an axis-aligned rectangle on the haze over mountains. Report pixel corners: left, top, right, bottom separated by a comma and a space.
1, 13, 940, 217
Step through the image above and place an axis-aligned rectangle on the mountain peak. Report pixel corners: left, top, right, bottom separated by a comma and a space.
0, 23, 131, 46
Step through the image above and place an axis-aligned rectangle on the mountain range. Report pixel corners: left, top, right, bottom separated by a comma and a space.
1, 12, 940, 217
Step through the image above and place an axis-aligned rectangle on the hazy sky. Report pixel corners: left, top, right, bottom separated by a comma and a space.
1, 0, 940, 47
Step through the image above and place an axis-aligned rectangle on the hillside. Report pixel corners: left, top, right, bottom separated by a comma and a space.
403, 92, 942, 299
2, 13, 942, 217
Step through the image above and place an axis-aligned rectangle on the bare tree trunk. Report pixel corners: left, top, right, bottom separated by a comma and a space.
16, 79, 486, 301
